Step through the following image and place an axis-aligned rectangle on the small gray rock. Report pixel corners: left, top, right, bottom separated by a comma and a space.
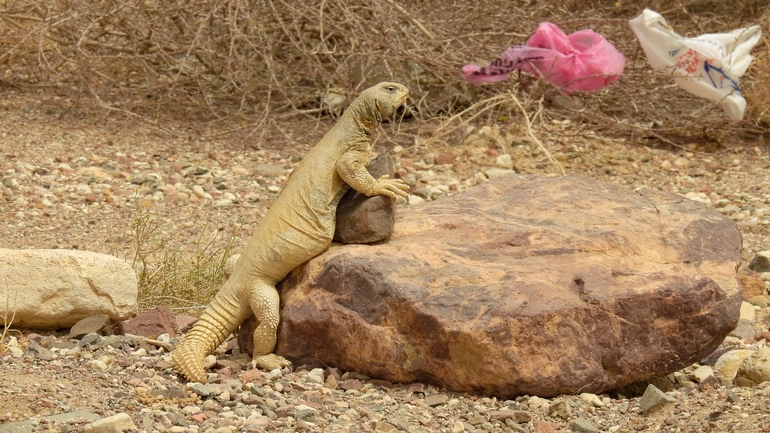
190, 383, 215, 398
293, 404, 318, 420
749, 251, 770, 272
548, 401, 571, 419
639, 384, 677, 413
78, 333, 103, 347
729, 319, 759, 342
570, 418, 599, 433
24, 343, 53, 361
424, 394, 449, 407
69, 314, 112, 339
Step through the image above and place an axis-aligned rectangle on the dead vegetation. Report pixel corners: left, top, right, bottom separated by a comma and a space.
0, 0, 768, 146
126, 204, 238, 313
0, 290, 19, 354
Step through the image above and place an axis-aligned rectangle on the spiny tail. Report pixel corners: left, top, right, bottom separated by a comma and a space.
171, 287, 250, 383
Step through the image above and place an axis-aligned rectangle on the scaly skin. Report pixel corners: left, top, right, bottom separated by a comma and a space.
171, 82, 411, 383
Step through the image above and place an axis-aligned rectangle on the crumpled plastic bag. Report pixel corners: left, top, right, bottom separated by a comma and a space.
629, 9, 761, 120
461, 22, 626, 92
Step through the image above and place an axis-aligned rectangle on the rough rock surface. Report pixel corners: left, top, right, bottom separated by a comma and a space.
267, 174, 742, 398
0, 249, 137, 328
333, 151, 397, 244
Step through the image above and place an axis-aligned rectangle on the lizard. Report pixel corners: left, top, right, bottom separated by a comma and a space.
171, 82, 411, 383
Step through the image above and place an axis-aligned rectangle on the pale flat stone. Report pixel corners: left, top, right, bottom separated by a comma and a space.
714, 349, 756, 380
740, 301, 756, 321
0, 249, 137, 328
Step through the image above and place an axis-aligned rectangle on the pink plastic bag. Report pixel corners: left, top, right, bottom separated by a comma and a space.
461, 22, 626, 92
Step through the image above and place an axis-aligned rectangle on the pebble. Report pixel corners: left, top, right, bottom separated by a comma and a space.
483, 168, 515, 179
579, 392, 604, 407
86, 360, 109, 372
639, 384, 677, 413
83, 412, 137, 433
190, 383, 215, 397
424, 394, 449, 407
571, 418, 599, 433
740, 301, 756, 321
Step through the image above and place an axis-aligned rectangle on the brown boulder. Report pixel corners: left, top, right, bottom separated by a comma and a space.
262, 175, 741, 398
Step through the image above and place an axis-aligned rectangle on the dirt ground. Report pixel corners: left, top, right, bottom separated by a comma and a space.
1, 81, 770, 432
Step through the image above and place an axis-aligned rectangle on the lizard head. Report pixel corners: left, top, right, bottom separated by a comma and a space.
368, 82, 409, 119
348, 82, 409, 134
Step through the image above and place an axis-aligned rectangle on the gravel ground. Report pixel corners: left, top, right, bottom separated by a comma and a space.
2, 87, 770, 432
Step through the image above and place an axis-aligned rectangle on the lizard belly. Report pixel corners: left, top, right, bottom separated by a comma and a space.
244, 199, 337, 282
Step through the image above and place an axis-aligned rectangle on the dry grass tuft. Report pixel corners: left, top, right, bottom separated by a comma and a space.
127, 206, 238, 314
0, 291, 20, 354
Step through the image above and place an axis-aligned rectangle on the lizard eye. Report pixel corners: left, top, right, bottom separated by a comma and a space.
386, 85, 396, 92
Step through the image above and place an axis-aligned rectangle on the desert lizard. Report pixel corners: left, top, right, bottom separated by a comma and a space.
171, 82, 411, 383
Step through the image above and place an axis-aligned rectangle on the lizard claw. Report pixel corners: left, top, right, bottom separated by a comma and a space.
373, 175, 411, 200
252, 353, 293, 371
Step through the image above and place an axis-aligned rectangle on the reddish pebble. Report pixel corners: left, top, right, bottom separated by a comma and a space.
242, 368, 266, 385
190, 412, 208, 423
435, 151, 455, 165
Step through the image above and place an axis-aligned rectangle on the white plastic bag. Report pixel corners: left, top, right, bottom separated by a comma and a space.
629, 9, 761, 119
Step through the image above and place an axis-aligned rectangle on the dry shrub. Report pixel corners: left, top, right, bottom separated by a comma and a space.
128, 205, 238, 313
0, 0, 767, 144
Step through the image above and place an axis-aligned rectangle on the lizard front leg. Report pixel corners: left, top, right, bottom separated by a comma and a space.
248, 281, 292, 370
336, 151, 411, 199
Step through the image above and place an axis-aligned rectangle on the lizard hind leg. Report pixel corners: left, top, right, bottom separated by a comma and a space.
248, 281, 293, 371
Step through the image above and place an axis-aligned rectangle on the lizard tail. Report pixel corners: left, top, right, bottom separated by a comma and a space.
171, 287, 250, 383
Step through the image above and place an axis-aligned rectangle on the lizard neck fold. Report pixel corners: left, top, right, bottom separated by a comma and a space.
345, 96, 383, 136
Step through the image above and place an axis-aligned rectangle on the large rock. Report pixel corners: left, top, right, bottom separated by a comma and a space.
0, 249, 137, 328
264, 175, 743, 398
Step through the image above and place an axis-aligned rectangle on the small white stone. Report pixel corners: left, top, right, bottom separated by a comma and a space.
690, 365, 714, 383
580, 392, 604, 407
191, 185, 206, 198
740, 301, 756, 322
407, 195, 425, 205
202, 354, 217, 370
306, 373, 324, 385
495, 154, 513, 169
86, 360, 109, 372
484, 168, 514, 179
83, 412, 136, 433
265, 368, 282, 381
182, 405, 201, 415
